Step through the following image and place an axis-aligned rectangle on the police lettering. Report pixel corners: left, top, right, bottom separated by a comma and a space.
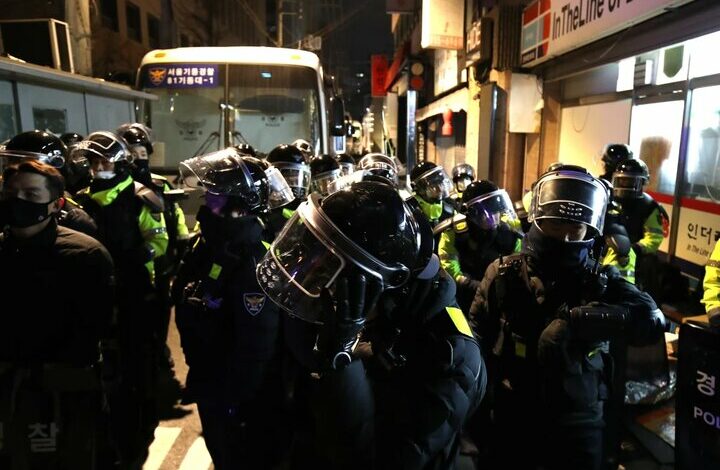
693, 406, 720, 429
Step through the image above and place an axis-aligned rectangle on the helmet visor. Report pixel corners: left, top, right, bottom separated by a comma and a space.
465, 189, 518, 231
455, 176, 472, 193
338, 162, 355, 177
0, 148, 65, 168
611, 174, 644, 199
257, 211, 346, 323
327, 170, 366, 195
273, 162, 311, 192
265, 166, 295, 209
531, 174, 608, 236
180, 148, 253, 196
416, 167, 452, 202
311, 169, 341, 196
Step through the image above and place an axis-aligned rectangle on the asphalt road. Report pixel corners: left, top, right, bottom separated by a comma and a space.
142, 310, 213, 470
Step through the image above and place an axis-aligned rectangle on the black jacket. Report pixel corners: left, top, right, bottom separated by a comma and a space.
174, 208, 282, 405
311, 269, 486, 469
0, 221, 114, 365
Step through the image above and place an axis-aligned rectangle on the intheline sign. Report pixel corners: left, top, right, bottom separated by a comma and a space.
520, 0, 695, 67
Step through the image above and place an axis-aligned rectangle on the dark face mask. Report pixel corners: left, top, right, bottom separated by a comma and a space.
0, 197, 56, 228
525, 223, 593, 271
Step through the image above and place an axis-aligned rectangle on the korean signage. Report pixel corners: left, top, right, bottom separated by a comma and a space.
371, 55, 389, 97
520, 0, 695, 67
421, 0, 464, 50
144, 64, 220, 88
676, 323, 720, 468
674, 201, 720, 266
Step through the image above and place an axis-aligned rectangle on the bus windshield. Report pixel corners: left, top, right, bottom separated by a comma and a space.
141, 63, 321, 167
228, 64, 321, 156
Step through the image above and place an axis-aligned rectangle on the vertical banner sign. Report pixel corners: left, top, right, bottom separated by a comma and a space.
371, 55, 389, 97
520, 0, 696, 67
421, 0, 464, 50
676, 323, 720, 469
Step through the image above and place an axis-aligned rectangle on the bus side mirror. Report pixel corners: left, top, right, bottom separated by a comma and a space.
331, 96, 346, 136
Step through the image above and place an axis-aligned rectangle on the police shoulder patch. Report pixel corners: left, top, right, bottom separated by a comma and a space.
243, 293, 266, 316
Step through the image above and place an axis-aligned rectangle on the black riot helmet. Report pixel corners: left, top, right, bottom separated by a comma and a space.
310, 154, 342, 196
529, 165, 609, 238
411, 161, 453, 204
358, 153, 399, 186
462, 180, 519, 231
291, 139, 314, 161
612, 158, 649, 200
452, 163, 475, 193
71, 131, 132, 164
234, 143, 256, 157
59, 132, 85, 150
267, 143, 311, 199
601, 144, 633, 180
119, 126, 153, 156
335, 153, 356, 176
180, 147, 294, 215
0, 130, 68, 168
257, 181, 430, 324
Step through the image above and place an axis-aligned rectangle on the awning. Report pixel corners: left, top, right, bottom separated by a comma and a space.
415, 85, 468, 122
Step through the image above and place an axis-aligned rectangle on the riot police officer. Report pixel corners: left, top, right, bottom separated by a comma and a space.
73, 131, 169, 468
600, 143, 633, 183
335, 152, 356, 176
438, 180, 523, 313
118, 123, 190, 372
309, 154, 342, 197
291, 138, 314, 161
411, 161, 454, 252
59, 132, 85, 150
357, 152, 399, 187
257, 181, 486, 468
0, 130, 97, 236
174, 148, 294, 469
264, 143, 311, 238
470, 165, 665, 469
0, 160, 115, 469
452, 163, 475, 195
612, 158, 669, 295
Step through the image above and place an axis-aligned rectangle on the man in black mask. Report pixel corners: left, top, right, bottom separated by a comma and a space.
470, 164, 665, 470
257, 181, 486, 469
174, 147, 295, 469
0, 160, 115, 468
438, 180, 523, 313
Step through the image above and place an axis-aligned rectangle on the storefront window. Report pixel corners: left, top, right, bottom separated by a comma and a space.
684, 85, 720, 201
629, 100, 684, 195
0, 81, 17, 142
688, 31, 720, 79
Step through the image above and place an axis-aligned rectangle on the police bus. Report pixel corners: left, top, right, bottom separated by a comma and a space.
136, 46, 346, 169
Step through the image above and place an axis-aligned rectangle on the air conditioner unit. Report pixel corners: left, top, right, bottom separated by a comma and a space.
0, 19, 74, 73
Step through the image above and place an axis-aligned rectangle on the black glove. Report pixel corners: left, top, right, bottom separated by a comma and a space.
457, 274, 481, 293
317, 272, 380, 370
560, 302, 628, 342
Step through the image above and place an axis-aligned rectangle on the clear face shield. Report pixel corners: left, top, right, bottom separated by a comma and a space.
180, 148, 254, 196
0, 148, 65, 169
311, 169, 342, 196
416, 167, 452, 202
327, 170, 367, 195
529, 172, 609, 237
265, 165, 296, 209
611, 174, 644, 199
465, 189, 519, 231
359, 156, 399, 186
273, 162, 311, 199
256, 194, 411, 324
454, 176, 473, 193
338, 162, 355, 177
